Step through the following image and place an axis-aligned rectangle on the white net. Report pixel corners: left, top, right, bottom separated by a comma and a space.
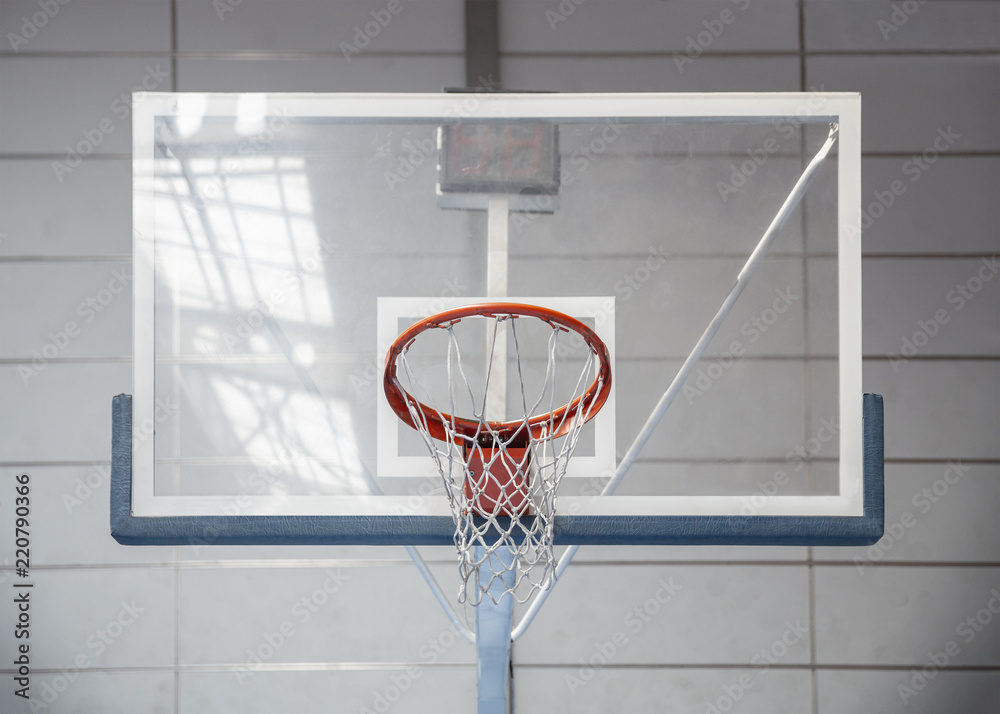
389, 308, 609, 605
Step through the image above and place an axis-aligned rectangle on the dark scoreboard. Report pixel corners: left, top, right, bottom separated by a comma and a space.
439, 122, 560, 197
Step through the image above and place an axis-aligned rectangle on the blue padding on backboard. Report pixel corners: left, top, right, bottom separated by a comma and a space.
111, 393, 884, 547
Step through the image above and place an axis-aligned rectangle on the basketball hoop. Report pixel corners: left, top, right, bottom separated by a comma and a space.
384, 302, 612, 604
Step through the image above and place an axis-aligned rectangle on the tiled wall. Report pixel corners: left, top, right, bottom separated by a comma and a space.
1, 1, 997, 713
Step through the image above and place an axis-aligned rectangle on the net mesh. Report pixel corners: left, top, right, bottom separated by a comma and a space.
393, 313, 606, 605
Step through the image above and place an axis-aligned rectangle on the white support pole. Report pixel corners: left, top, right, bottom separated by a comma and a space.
478, 195, 513, 712
485, 195, 509, 421
475, 546, 515, 714
512, 125, 840, 642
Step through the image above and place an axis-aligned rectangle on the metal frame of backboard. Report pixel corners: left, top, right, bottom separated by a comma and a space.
116, 91, 882, 548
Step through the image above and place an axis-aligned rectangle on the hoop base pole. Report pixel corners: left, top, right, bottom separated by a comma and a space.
475, 544, 514, 714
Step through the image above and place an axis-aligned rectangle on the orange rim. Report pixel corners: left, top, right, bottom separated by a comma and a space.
383, 302, 612, 445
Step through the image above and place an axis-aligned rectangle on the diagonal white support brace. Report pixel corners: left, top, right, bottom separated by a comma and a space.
511, 125, 841, 642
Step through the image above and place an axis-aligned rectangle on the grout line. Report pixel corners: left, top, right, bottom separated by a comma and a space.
3, 457, 999, 468
2, 253, 998, 263
0, 456, 1000, 469
0, 663, 477, 674
3, 355, 998, 367
0, 255, 132, 262
809, 550, 820, 714
1, 254, 997, 264
173, 547, 180, 714
516, 662, 1000, 672
0, 48, 997, 59
499, 49, 1000, 58
0, 154, 131, 160
798, 0, 808, 94
798, 12, 821, 712
4, 151, 1000, 160
170, 0, 178, 94
0, 662, 996, 674
3, 560, 997, 572
0, 50, 464, 59
858, 151, 1000, 158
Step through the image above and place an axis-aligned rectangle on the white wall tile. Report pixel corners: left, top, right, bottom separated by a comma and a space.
808, 156, 1000, 255
178, 564, 476, 664
0, 57, 172, 154
806, 257, 839, 356
0, 568, 174, 668
501, 56, 800, 92
516, 257, 808, 359
176, 0, 464, 53
179, 669, 475, 714
815, 566, 1000, 666
863, 258, 1000, 357
864, 360, 1000, 460
0, 261, 131, 358
515, 666, 811, 714
0, 159, 132, 257
805, 0, 1000, 52
807, 56, 1000, 153
617, 359, 811, 461
500, 0, 799, 53
814, 463, 1000, 564
514, 564, 810, 664
0, 465, 173, 565
0, 670, 173, 714
176, 56, 464, 92
0, 363, 131, 462
817, 669, 1000, 714
512, 156, 808, 259
0, 0, 170, 53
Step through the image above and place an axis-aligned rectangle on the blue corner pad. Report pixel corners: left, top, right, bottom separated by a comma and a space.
111, 393, 884, 547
